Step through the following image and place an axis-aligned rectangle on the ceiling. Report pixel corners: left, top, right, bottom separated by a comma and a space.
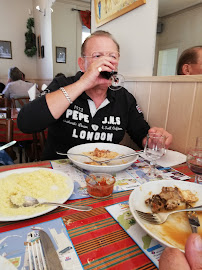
56, 0, 202, 17
159, 0, 202, 17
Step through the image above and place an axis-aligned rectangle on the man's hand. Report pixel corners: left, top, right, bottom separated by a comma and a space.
142, 127, 173, 148
159, 234, 202, 270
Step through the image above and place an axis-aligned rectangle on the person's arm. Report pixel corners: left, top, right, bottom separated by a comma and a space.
159, 234, 202, 270
2, 84, 10, 98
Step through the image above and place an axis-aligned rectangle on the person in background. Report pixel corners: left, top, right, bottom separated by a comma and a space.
0, 82, 5, 93
176, 46, 202, 75
159, 233, 202, 270
55, 73, 66, 78
2, 67, 40, 99
17, 30, 172, 160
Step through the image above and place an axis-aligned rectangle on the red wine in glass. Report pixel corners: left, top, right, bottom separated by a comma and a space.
187, 149, 202, 184
100, 71, 124, 90
100, 71, 117, 79
188, 162, 202, 175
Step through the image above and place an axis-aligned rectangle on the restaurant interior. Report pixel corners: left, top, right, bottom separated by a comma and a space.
0, 0, 202, 269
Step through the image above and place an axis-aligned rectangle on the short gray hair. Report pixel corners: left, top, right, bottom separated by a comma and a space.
8, 67, 23, 81
81, 30, 120, 57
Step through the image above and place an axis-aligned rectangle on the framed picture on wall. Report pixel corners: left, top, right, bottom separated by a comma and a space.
94, 0, 146, 27
56, 47, 66, 63
37, 35, 41, 58
0, 41, 12, 59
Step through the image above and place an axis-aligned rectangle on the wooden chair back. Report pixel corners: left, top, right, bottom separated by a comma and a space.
0, 119, 16, 160
11, 97, 30, 109
0, 96, 11, 107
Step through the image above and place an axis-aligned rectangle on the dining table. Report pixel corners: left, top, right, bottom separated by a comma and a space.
0, 159, 194, 270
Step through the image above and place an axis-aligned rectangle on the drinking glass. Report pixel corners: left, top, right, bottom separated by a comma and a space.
100, 70, 125, 90
187, 148, 202, 184
196, 137, 202, 149
144, 133, 166, 177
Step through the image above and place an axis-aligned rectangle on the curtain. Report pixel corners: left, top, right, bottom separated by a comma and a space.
80, 10, 91, 29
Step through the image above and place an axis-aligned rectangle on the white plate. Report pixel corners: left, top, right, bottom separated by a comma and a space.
0, 167, 74, 222
129, 180, 202, 251
67, 143, 138, 173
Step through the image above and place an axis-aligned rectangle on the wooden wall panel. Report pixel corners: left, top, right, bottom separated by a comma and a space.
134, 82, 151, 122
188, 82, 202, 150
148, 82, 171, 129
166, 82, 196, 153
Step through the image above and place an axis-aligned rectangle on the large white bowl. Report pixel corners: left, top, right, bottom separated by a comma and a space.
67, 143, 138, 173
129, 180, 202, 251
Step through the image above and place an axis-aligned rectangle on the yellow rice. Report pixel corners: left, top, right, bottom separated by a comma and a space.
0, 169, 71, 216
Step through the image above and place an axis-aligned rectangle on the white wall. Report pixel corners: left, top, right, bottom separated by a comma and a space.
91, 0, 158, 77
0, 0, 37, 80
33, 0, 53, 80
51, 1, 90, 77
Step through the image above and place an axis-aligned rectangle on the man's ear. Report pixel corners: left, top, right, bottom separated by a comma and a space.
182, 64, 191, 75
78, 57, 85, 72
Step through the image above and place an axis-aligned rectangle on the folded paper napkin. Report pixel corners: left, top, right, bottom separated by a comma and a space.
139, 150, 187, 167
28, 83, 37, 101
41, 83, 47, 91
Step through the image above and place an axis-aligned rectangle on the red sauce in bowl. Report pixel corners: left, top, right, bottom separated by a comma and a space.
86, 173, 115, 198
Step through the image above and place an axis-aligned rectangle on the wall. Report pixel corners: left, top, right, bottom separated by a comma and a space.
122, 75, 202, 154
91, 0, 158, 77
51, 1, 89, 77
33, 0, 54, 80
154, 4, 202, 75
0, 0, 37, 81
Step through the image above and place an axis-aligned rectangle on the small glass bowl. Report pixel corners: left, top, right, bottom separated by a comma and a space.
85, 173, 115, 198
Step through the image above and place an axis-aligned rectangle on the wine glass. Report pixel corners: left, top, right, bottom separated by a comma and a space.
187, 148, 202, 184
144, 133, 166, 177
196, 137, 202, 149
100, 70, 125, 90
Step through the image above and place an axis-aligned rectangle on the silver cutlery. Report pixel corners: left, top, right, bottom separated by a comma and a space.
0, 140, 16, 151
11, 196, 93, 211
136, 205, 202, 224
57, 151, 139, 164
186, 203, 200, 233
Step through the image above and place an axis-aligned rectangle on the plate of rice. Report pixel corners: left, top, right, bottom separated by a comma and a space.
67, 143, 138, 173
0, 167, 74, 221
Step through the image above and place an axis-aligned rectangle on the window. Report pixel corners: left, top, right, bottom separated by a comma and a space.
157, 48, 178, 76
82, 25, 90, 44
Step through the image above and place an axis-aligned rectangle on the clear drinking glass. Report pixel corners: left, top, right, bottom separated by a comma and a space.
187, 148, 202, 184
100, 70, 125, 90
144, 133, 166, 177
196, 137, 202, 149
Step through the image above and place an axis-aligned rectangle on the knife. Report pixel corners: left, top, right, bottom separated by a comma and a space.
186, 203, 200, 233
39, 230, 63, 270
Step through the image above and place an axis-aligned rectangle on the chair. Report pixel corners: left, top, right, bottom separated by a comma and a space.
0, 119, 16, 160
0, 96, 11, 107
0, 96, 11, 119
11, 97, 30, 109
23, 130, 46, 162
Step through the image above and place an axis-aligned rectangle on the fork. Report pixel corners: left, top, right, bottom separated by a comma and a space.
56, 151, 105, 164
136, 205, 202, 224
57, 151, 139, 164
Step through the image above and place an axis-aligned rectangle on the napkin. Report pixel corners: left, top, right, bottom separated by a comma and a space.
139, 150, 187, 167
41, 83, 47, 91
28, 83, 37, 101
